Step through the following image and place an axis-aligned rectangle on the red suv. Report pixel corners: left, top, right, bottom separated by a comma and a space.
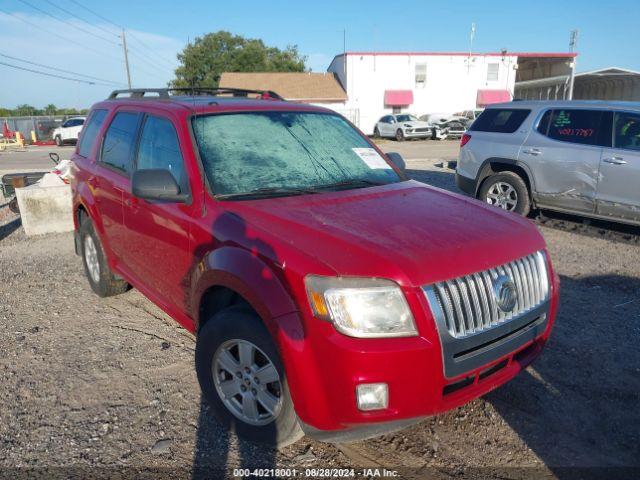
71, 88, 559, 447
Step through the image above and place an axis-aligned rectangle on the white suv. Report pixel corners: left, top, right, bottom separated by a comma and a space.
456, 101, 640, 227
52, 117, 86, 146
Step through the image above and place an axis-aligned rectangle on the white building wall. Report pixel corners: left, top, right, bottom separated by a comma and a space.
327, 53, 518, 135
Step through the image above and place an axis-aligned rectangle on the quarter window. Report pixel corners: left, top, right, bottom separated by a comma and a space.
469, 109, 531, 133
613, 112, 640, 151
136, 115, 188, 192
547, 109, 609, 146
100, 112, 141, 174
78, 109, 107, 158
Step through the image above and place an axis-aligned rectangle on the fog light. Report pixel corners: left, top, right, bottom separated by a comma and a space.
356, 383, 388, 411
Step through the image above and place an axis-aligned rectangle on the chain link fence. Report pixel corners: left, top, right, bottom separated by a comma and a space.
0, 115, 81, 142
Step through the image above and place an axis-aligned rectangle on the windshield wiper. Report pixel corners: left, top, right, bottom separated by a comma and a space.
311, 179, 387, 191
215, 186, 320, 200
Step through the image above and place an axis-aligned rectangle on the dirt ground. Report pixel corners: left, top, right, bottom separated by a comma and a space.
0, 155, 639, 479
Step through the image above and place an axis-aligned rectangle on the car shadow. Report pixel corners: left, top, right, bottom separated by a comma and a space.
0, 217, 21, 242
486, 274, 640, 475
189, 212, 283, 478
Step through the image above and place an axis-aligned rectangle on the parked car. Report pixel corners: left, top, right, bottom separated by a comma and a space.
456, 100, 640, 226
419, 114, 467, 140
374, 114, 432, 141
72, 88, 559, 447
52, 116, 86, 146
455, 109, 485, 127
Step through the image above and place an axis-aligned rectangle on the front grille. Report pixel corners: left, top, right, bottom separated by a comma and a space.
414, 128, 430, 133
426, 251, 549, 339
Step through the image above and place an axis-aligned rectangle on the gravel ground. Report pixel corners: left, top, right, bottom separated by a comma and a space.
0, 159, 639, 479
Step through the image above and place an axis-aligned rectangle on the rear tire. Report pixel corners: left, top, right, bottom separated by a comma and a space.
479, 171, 531, 216
196, 305, 303, 448
79, 217, 129, 297
395, 129, 405, 141
8, 197, 19, 214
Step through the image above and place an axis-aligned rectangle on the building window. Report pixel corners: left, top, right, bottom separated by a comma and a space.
487, 63, 499, 81
415, 63, 427, 88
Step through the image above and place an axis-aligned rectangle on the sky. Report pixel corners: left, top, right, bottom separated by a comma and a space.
0, 0, 638, 109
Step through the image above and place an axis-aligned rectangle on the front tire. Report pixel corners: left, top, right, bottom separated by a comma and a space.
79, 217, 129, 297
373, 127, 381, 138
196, 305, 302, 448
55, 135, 62, 147
395, 129, 405, 141
479, 171, 531, 216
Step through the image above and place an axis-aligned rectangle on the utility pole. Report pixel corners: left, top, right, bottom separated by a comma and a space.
567, 29, 578, 100
467, 22, 476, 74
121, 28, 132, 89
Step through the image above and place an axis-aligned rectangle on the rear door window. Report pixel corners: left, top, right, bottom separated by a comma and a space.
136, 115, 189, 192
546, 109, 611, 147
100, 112, 141, 175
613, 111, 640, 151
78, 109, 107, 158
470, 109, 531, 133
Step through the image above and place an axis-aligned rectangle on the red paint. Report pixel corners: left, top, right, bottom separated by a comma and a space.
71, 95, 559, 434
384, 89, 414, 106
477, 89, 512, 107
336, 51, 577, 58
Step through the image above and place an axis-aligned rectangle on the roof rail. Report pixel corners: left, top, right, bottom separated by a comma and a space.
107, 87, 284, 101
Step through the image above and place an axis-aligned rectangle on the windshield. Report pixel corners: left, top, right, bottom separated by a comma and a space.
395, 115, 418, 122
192, 111, 401, 198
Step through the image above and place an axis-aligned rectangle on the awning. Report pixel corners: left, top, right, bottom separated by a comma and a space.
476, 89, 511, 107
384, 90, 413, 106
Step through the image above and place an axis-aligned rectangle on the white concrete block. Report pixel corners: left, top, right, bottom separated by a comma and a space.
15, 184, 73, 236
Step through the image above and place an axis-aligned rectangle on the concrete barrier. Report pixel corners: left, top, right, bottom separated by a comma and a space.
15, 183, 73, 236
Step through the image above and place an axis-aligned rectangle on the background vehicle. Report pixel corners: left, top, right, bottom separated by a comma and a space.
374, 114, 431, 141
454, 109, 485, 127
72, 88, 559, 448
456, 100, 640, 226
52, 116, 85, 146
419, 113, 467, 140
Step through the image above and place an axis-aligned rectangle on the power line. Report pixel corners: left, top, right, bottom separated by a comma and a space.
42, 0, 120, 39
0, 60, 116, 86
66, 0, 122, 30
0, 52, 124, 86
0, 9, 123, 63
16, 0, 120, 46
63, 0, 177, 73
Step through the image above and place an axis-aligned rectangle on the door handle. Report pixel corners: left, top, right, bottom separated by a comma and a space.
522, 148, 541, 156
602, 156, 627, 165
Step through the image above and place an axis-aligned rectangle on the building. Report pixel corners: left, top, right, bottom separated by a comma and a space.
218, 72, 347, 109
326, 51, 576, 134
514, 67, 640, 102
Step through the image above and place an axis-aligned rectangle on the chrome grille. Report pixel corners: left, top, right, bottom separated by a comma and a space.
425, 251, 549, 339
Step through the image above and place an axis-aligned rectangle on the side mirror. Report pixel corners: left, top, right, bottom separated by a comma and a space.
389, 118, 396, 124
132, 169, 188, 203
386, 152, 406, 172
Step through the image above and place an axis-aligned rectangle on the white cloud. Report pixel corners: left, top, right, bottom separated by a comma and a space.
0, 12, 183, 109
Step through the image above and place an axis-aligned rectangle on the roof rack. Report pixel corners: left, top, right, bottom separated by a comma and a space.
107, 87, 284, 101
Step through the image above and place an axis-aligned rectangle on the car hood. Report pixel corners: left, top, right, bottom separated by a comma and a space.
402, 121, 430, 128
227, 181, 546, 287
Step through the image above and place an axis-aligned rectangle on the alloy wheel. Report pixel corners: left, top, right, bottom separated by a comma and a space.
84, 235, 100, 283
212, 339, 283, 426
486, 181, 518, 211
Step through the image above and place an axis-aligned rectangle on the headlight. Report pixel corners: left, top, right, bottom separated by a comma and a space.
305, 276, 417, 338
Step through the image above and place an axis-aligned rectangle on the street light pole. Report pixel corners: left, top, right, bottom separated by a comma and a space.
567, 29, 578, 100
121, 28, 132, 89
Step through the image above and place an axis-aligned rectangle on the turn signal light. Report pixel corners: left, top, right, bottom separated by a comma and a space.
460, 133, 472, 147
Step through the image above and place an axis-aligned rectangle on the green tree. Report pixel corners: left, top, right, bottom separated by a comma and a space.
170, 31, 307, 88
14, 104, 38, 116
44, 104, 57, 115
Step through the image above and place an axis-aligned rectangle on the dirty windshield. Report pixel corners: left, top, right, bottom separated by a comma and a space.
192, 111, 401, 198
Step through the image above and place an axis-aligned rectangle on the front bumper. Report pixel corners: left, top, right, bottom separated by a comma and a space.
403, 129, 431, 138
281, 274, 559, 436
